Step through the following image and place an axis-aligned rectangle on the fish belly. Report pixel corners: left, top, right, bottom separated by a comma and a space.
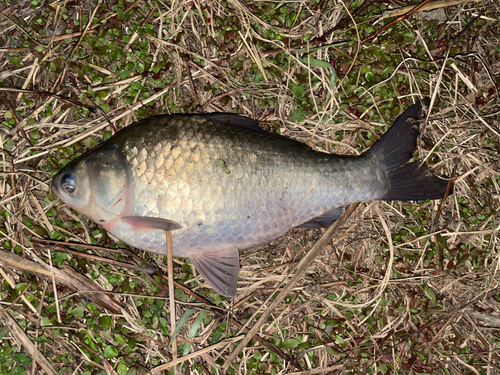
106, 116, 389, 257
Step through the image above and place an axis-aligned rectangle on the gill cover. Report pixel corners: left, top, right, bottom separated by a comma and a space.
52, 143, 131, 224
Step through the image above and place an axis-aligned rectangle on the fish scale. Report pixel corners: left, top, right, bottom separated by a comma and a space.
52, 100, 449, 296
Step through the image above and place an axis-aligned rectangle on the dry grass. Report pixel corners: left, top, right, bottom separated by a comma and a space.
0, 0, 499, 374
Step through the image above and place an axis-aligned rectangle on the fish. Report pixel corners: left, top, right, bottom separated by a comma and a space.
52, 98, 448, 297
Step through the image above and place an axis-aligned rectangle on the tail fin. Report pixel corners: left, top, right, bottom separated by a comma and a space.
367, 98, 449, 201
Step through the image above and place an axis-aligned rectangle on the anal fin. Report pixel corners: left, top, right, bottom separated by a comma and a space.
189, 248, 240, 297
296, 207, 345, 229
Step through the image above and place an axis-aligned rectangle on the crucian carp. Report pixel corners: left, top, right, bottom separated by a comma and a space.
52, 99, 448, 297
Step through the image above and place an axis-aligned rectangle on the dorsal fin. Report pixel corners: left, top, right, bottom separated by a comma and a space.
198, 113, 261, 131
198, 113, 309, 148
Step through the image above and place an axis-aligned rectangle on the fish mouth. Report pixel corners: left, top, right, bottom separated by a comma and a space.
51, 175, 62, 200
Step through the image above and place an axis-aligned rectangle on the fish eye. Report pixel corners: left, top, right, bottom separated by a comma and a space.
61, 173, 76, 194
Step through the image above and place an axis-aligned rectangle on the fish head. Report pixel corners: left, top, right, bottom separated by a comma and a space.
52, 143, 132, 226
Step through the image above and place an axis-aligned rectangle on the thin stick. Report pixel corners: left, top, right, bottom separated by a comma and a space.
50, 0, 101, 91
47, 250, 61, 324
164, 276, 292, 363
0, 308, 57, 375
146, 335, 244, 375
182, 58, 199, 103
0, 249, 123, 313
222, 203, 360, 369
432, 168, 455, 272
382, 0, 481, 19
287, 365, 344, 375
48, 244, 158, 274
166, 231, 178, 375
361, 0, 434, 44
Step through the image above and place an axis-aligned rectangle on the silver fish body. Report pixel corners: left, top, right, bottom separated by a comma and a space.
52, 100, 448, 296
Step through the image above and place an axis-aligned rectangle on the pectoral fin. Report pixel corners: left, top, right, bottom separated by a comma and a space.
190, 248, 240, 297
121, 216, 183, 231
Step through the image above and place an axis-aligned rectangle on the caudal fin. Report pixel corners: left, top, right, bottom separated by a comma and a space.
367, 98, 450, 201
